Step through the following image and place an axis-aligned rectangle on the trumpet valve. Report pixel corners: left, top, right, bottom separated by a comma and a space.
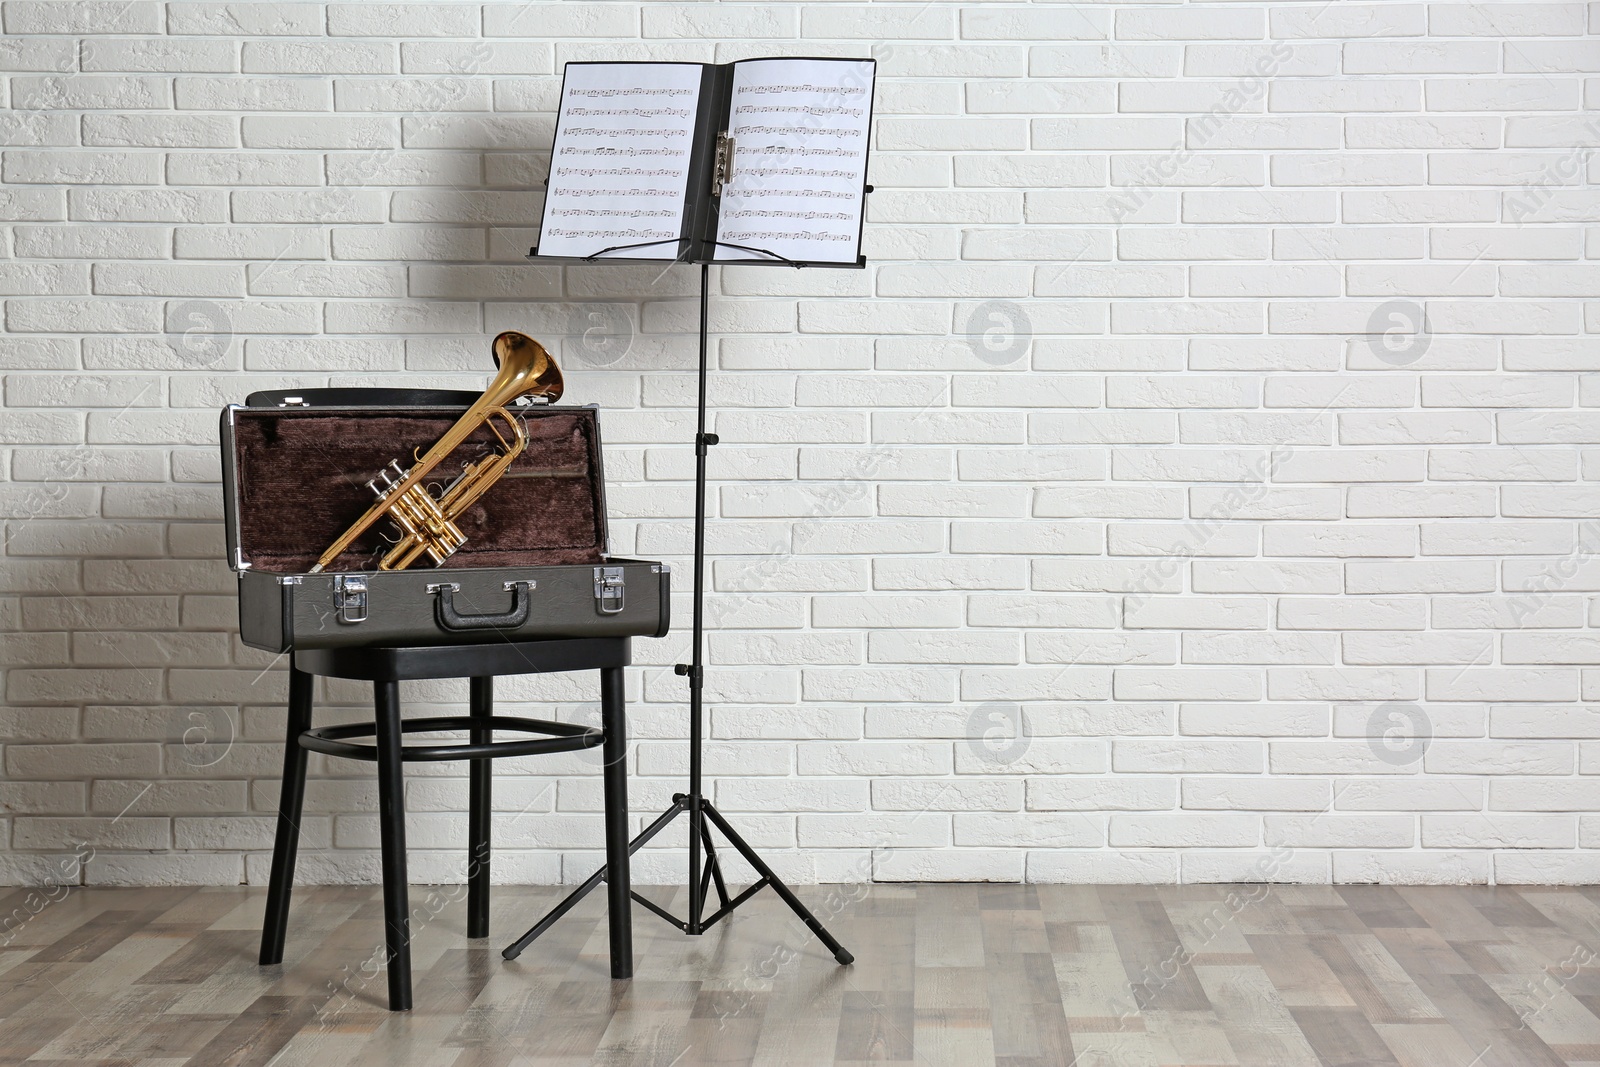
368, 459, 412, 499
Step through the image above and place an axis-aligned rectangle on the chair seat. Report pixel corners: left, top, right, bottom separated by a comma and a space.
292, 636, 631, 681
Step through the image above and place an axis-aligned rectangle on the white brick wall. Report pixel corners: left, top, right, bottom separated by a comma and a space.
1, 1, 1597, 888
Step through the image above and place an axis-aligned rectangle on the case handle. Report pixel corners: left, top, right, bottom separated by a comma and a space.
428, 580, 536, 632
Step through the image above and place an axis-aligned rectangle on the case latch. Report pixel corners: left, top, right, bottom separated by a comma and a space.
334, 574, 368, 624
594, 566, 625, 614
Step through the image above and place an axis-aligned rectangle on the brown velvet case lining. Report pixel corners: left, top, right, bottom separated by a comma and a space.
231, 407, 606, 574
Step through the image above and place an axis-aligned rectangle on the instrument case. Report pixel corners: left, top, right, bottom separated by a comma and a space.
219, 393, 669, 652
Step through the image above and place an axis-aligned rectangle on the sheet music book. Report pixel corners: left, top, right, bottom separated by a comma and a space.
533, 57, 875, 267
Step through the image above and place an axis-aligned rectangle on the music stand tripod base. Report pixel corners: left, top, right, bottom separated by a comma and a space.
503, 258, 853, 969
501, 793, 853, 966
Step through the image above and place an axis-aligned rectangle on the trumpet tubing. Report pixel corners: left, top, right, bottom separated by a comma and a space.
308, 332, 563, 573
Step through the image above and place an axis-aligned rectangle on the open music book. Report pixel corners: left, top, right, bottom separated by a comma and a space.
533, 57, 876, 267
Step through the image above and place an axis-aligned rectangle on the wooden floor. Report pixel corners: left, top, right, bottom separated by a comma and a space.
1, 882, 1599, 1066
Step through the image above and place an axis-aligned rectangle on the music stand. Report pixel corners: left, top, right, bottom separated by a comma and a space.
503, 242, 860, 964
504, 53, 874, 962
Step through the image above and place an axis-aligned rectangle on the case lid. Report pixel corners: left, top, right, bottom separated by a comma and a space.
219, 402, 610, 575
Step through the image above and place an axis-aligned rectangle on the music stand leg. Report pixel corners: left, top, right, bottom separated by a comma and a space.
502, 798, 685, 961
699, 800, 854, 965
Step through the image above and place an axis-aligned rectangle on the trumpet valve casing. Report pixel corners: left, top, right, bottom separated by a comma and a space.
381, 481, 467, 569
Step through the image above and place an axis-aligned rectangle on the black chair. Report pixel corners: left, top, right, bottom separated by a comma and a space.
256, 636, 634, 1011
242, 380, 637, 1012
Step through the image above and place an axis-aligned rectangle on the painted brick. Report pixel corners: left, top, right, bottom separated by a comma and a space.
0, 0, 1589, 889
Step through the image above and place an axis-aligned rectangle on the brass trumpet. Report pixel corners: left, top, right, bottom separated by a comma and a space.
308, 331, 564, 573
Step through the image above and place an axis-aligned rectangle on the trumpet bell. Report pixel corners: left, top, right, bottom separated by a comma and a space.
492, 330, 564, 404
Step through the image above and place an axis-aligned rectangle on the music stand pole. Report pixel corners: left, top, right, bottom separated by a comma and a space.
684, 259, 711, 934
504, 260, 853, 965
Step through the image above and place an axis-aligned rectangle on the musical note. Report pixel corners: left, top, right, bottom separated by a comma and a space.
735, 104, 866, 117
739, 83, 868, 96
567, 107, 694, 119
569, 86, 697, 98
720, 229, 854, 243
555, 166, 684, 178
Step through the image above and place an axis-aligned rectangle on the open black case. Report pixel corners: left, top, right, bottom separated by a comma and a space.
219, 391, 670, 652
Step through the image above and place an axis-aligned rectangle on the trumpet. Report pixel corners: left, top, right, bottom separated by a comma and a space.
308, 331, 564, 573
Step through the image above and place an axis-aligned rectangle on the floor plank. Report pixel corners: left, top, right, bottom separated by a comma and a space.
0, 884, 1598, 1065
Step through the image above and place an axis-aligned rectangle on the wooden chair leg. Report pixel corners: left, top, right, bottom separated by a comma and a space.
374, 679, 413, 1011
260, 666, 314, 966
467, 676, 492, 939
600, 666, 633, 980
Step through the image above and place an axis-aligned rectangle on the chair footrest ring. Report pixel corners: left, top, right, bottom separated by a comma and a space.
298, 715, 603, 762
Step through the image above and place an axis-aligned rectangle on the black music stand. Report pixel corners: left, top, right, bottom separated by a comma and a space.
502, 241, 861, 965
